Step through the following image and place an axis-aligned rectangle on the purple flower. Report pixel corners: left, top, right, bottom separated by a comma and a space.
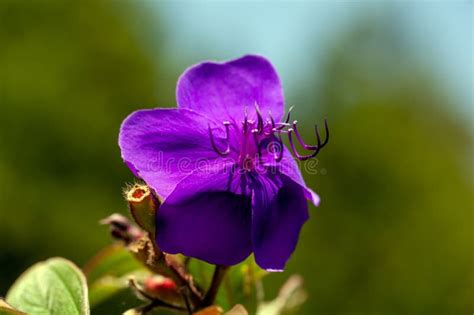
119, 55, 328, 271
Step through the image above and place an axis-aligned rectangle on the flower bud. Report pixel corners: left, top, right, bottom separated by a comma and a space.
144, 275, 177, 292
125, 184, 160, 236
100, 213, 142, 244
143, 275, 181, 304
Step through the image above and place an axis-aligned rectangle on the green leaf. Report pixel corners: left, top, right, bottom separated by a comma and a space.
83, 244, 147, 307
88, 276, 128, 307
6, 257, 89, 315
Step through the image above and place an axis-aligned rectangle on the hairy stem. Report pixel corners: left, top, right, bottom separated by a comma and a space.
129, 233, 203, 307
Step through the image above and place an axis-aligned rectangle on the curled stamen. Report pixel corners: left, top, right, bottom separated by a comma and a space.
287, 119, 329, 161
266, 112, 284, 161
292, 120, 318, 150
242, 106, 249, 134
273, 127, 289, 134
251, 129, 262, 157
277, 106, 294, 130
255, 103, 264, 134
292, 119, 329, 151
265, 111, 276, 136
208, 122, 231, 156
287, 128, 320, 161
284, 106, 294, 124
269, 112, 275, 128
274, 132, 284, 162
242, 116, 249, 134
316, 118, 329, 148
310, 118, 329, 152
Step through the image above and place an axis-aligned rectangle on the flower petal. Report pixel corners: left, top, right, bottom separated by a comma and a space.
265, 148, 320, 206
177, 55, 285, 123
156, 164, 252, 266
119, 108, 227, 199
251, 173, 309, 271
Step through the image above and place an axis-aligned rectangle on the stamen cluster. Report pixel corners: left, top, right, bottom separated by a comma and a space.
208, 104, 329, 168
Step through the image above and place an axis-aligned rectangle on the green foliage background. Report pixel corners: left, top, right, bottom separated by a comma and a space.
0, 1, 472, 314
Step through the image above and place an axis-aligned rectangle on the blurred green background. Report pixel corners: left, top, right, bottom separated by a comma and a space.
0, 1, 472, 314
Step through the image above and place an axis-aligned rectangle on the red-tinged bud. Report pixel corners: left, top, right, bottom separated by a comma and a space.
143, 275, 181, 304
125, 184, 160, 236
145, 276, 177, 292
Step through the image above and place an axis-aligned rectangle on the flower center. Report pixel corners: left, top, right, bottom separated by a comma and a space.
207, 104, 329, 170
241, 155, 255, 171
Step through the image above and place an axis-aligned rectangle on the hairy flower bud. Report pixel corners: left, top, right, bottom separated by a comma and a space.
100, 213, 142, 244
125, 184, 160, 236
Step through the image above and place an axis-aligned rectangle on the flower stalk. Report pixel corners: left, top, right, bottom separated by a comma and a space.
201, 265, 230, 308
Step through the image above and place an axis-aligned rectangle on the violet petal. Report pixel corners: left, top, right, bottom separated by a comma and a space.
176, 55, 285, 123
156, 164, 252, 266
251, 173, 309, 271
119, 108, 227, 199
